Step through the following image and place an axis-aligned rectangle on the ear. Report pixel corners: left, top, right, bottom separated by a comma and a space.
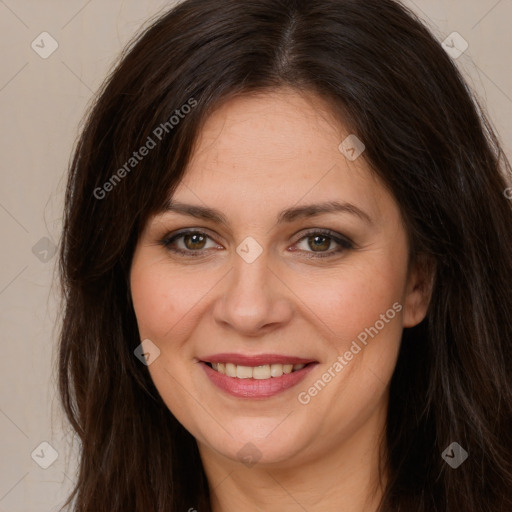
402, 254, 435, 328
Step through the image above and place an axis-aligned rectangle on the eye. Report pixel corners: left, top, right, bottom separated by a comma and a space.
292, 229, 354, 258
160, 228, 354, 259
161, 230, 223, 256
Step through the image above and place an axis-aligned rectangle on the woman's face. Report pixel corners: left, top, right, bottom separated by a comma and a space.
130, 89, 430, 468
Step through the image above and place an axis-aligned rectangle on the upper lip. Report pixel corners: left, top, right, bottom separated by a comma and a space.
200, 353, 317, 366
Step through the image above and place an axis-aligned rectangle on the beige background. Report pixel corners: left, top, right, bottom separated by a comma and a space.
0, 1, 510, 510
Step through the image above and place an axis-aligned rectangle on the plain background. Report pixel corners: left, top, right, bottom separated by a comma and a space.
0, 1, 510, 510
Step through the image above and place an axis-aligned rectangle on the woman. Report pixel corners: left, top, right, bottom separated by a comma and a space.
58, 0, 512, 510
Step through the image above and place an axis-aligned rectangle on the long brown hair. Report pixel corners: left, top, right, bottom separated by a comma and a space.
58, 0, 512, 510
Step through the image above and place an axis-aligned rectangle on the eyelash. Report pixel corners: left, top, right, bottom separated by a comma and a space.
159, 229, 354, 259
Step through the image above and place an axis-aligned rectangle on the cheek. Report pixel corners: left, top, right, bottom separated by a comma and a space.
295, 257, 406, 442
129, 259, 208, 343
130, 267, 176, 339
293, 255, 407, 347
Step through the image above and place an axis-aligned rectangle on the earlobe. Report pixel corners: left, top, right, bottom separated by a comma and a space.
402, 255, 435, 328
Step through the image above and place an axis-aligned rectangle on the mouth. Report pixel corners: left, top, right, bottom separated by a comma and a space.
199, 354, 318, 399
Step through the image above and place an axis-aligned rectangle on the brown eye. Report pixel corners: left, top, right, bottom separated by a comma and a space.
293, 230, 354, 258
307, 235, 332, 252
183, 233, 207, 250
162, 230, 222, 256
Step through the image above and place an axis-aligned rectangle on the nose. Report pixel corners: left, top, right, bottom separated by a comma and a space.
212, 251, 294, 336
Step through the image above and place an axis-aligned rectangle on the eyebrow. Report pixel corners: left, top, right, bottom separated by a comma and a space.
162, 200, 372, 226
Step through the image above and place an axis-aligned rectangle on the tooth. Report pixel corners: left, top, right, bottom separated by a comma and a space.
215, 362, 303, 378
270, 364, 283, 377
282, 364, 293, 374
236, 365, 253, 379
225, 363, 237, 377
253, 365, 271, 379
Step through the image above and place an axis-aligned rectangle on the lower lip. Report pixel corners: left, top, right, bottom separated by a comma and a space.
201, 362, 317, 399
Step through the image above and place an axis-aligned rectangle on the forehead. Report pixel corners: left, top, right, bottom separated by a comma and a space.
169, 89, 392, 224
187, 89, 345, 177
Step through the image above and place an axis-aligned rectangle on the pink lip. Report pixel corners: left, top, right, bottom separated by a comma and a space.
200, 361, 318, 399
201, 353, 316, 366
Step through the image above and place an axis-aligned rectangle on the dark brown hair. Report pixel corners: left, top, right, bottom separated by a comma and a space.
58, 0, 512, 510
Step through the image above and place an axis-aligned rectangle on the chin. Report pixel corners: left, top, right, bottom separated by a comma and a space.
194, 415, 316, 468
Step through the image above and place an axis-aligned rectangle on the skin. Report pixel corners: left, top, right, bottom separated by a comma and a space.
130, 88, 432, 511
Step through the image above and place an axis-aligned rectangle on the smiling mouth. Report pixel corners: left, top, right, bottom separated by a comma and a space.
201, 358, 318, 398
205, 362, 309, 379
